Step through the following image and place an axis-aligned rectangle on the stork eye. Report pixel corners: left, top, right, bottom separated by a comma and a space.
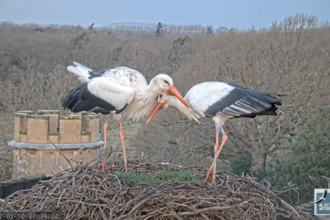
164, 80, 169, 85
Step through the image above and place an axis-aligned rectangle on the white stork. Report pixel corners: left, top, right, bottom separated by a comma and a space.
316, 189, 327, 204
146, 82, 282, 185
62, 62, 193, 171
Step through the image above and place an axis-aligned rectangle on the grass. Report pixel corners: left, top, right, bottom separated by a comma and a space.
116, 169, 202, 186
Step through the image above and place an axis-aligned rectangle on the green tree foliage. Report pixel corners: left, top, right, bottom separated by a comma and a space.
155, 22, 163, 37
230, 153, 252, 176
167, 36, 192, 71
70, 32, 90, 50
266, 106, 330, 204
206, 26, 213, 36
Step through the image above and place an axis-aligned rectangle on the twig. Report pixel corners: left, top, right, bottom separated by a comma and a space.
50, 141, 73, 169
0, 156, 302, 220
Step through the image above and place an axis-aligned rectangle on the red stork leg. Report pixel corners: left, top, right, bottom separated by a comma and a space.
119, 117, 128, 172
212, 128, 220, 185
99, 122, 109, 171
203, 128, 219, 185
204, 127, 228, 186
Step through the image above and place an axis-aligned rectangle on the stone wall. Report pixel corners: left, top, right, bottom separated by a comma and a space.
12, 110, 101, 144
8, 110, 104, 179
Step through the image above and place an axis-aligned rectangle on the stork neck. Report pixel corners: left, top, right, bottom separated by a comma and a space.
126, 78, 161, 122
144, 79, 162, 104
146, 77, 160, 92
142, 78, 161, 100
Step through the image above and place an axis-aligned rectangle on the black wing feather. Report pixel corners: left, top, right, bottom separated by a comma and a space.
87, 70, 107, 79
205, 83, 282, 118
315, 189, 328, 204
62, 83, 127, 115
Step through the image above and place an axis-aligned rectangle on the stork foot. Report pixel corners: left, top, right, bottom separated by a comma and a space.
204, 168, 216, 186
99, 162, 111, 173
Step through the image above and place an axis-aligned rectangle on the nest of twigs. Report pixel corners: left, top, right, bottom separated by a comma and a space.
0, 154, 307, 220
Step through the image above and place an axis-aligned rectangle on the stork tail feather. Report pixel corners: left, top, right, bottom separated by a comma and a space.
67, 62, 93, 83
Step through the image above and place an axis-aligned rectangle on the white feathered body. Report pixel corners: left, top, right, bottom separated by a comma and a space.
165, 82, 282, 128
65, 62, 162, 122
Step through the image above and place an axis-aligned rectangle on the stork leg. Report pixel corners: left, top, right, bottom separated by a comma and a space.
203, 128, 219, 185
99, 122, 109, 171
212, 128, 220, 185
204, 126, 228, 186
119, 116, 128, 172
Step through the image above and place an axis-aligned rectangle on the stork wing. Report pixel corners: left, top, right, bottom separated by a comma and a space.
210, 88, 275, 117
67, 62, 148, 90
186, 82, 281, 118
316, 198, 323, 204
99, 67, 148, 88
323, 189, 328, 198
88, 77, 136, 110
315, 189, 328, 204
63, 77, 135, 114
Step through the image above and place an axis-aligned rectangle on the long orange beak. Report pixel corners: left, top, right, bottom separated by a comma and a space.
146, 102, 162, 125
168, 86, 188, 107
146, 87, 188, 125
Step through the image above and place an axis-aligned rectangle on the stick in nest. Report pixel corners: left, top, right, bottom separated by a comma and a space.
0, 155, 308, 220
50, 141, 73, 169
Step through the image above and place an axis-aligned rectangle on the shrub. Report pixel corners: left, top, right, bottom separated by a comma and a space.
265, 106, 330, 204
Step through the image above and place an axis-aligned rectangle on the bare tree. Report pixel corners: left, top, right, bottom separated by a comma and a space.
0, 14, 329, 175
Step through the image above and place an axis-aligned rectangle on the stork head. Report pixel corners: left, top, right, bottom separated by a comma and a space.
147, 92, 200, 125
152, 74, 188, 107
157, 93, 170, 109
154, 74, 174, 91
146, 93, 170, 125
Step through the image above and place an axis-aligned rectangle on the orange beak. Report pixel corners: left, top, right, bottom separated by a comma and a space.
146, 90, 168, 125
168, 86, 188, 107
146, 102, 163, 125
146, 87, 187, 125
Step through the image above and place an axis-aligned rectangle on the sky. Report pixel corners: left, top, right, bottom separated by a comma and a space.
0, 0, 329, 29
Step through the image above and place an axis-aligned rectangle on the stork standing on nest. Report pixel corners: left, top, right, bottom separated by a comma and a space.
62, 62, 194, 171
146, 82, 282, 185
